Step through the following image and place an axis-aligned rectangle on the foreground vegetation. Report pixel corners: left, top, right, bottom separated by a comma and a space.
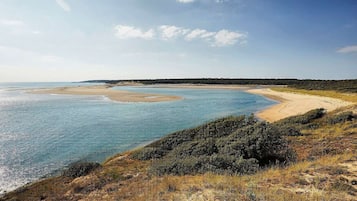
132, 115, 296, 176
1, 104, 356, 201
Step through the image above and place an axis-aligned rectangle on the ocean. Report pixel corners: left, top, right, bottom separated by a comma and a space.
0, 83, 275, 194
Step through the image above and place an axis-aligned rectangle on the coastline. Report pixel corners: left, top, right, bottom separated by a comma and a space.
154, 84, 353, 122
30, 83, 353, 122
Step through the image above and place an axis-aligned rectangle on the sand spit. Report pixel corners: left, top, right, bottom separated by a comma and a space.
30, 85, 182, 103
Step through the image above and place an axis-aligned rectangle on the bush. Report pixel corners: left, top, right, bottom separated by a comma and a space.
62, 162, 101, 178
133, 115, 296, 176
326, 112, 354, 125
275, 126, 303, 136
273, 108, 326, 131
132, 115, 255, 160
131, 147, 167, 160
277, 108, 325, 125
217, 123, 296, 166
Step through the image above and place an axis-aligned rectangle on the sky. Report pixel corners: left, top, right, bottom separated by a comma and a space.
0, 0, 356, 82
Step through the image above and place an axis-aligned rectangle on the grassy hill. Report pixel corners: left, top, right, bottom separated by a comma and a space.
1, 105, 356, 201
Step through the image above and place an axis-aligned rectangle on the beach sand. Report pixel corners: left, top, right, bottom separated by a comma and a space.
30, 85, 181, 102
247, 88, 353, 122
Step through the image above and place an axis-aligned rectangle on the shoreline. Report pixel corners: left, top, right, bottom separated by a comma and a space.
30, 83, 353, 122
123, 83, 354, 122
246, 88, 353, 122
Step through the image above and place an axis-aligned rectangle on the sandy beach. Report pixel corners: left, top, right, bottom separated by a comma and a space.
30, 85, 181, 102
247, 88, 353, 122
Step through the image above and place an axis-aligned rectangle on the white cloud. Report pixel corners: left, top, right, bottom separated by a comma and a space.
114, 24, 247, 47
185, 29, 218, 42
0, 19, 24, 26
56, 0, 71, 12
114, 25, 155, 40
213, 30, 246, 46
159, 25, 190, 40
176, 0, 195, 3
185, 29, 208, 40
336, 45, 357, 53
186, 28, 247, 46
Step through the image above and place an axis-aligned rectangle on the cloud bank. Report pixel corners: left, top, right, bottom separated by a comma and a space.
114, 24, 247, 47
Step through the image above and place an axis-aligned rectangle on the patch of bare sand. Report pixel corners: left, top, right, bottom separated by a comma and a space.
30, 85, 182, 103
247, 88, 353, 122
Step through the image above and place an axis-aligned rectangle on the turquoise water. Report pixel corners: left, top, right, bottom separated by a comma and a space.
0, 83, 275, 194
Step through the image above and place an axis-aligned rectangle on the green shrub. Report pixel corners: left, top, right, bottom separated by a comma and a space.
273, 108, 326, 131
275, 126, 303, 136
133, 115, 296, 176
326, 112, 354, 125
217, 123, 296, 166
131, 147, 167, 160
276, 108, 325, 125
132, 115, 255, 160
62, 162, 100, 178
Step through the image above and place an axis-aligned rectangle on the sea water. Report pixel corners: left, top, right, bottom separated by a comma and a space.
0, 83, 275, 194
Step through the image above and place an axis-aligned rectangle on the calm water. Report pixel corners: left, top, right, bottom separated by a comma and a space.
0, 83, 275, 194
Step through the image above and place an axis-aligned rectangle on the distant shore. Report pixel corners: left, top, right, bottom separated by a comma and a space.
30, 84, 353, 122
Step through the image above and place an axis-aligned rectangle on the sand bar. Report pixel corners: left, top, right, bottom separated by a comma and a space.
247, 88, 353, 122
30, 85, 181, 102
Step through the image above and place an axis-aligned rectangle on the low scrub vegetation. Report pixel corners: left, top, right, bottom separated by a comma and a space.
132, 115, 296, 175
326, 111, 355, 125
273, 108, 326, 132
62, 162, 101, 178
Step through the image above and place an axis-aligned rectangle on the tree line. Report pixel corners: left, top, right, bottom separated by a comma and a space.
84, 78, 357, 93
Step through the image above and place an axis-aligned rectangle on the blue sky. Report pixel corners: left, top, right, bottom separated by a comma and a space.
0, 0, 356, 81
